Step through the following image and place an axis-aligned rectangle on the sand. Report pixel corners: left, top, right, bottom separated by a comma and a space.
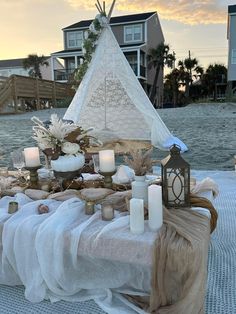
0, 103, 235, 170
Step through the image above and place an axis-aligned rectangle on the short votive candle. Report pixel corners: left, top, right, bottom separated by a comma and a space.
101, 204, 114, 221
130, 198, 144, 234
99, 150, 115, 172
24, 147, 40, 167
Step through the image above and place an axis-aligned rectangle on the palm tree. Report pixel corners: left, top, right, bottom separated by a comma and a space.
178, 57, 203, 98
164, 68, 184, 107
147, 43, 175, 106
201, 64, 227, 100
23, 54, 49, 79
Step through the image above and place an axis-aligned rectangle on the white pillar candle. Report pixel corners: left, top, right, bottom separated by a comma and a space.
148, 185, 163, 231
24, 147, 40, 167
99, 150, 115, 172
168, 173, 184, 202
130, 198, 144, 234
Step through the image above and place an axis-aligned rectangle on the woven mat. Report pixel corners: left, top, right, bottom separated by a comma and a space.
193, 171, 236, 314
0, 285, 106, 314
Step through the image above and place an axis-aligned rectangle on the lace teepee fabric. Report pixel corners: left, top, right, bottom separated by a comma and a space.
64, 23, 187, 152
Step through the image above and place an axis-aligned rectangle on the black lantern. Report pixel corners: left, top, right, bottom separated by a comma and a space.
161, 144, 190, 208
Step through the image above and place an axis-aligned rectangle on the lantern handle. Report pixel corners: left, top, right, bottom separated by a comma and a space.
170, 144, 181, 150
169, 144, 182, 155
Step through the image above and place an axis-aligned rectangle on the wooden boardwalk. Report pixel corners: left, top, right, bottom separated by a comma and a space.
0, 75, 75, 113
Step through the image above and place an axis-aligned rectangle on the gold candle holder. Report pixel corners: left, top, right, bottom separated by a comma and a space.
25, 165, 42, 189
99, 170, 116, 189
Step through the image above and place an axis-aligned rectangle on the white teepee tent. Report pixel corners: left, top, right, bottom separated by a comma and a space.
64, 7, 187, 152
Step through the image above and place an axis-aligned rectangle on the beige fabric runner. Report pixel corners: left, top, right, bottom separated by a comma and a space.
149, 207, 210, 314
127, 195, 217, 314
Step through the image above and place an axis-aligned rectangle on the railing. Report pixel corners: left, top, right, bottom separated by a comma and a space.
0, 75, 75, 112
140, 65, 146, 78
54, 64, 147, 81
129, 64, 146, 78
54, 68, 75, 81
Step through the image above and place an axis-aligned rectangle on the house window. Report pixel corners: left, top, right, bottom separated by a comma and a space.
67, 31, 83, 48
140, 52, 145, 66
232, 49, 236, 64
124, 24, 142, 43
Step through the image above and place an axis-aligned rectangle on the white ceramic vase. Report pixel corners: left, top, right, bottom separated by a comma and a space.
51, 154, 85, 172
131, 175, 148, 206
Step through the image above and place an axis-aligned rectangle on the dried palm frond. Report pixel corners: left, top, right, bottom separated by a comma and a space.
48, 114, 77, 141
124, 148, 153, 176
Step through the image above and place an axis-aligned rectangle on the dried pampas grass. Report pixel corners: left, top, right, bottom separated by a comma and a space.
124, 148, 153, 176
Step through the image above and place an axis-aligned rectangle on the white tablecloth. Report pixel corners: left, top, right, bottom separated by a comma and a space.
0, 189, 213, 314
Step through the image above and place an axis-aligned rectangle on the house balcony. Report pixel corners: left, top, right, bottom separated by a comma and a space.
54, 64, 146, 82
54, 68, 75, 82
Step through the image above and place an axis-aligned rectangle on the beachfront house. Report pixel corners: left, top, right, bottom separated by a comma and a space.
0, 57, 63, 81
51, 12, 164, 106
227, 4, 236, 97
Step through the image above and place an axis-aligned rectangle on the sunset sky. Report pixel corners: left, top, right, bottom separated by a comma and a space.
0, 0, 235, 70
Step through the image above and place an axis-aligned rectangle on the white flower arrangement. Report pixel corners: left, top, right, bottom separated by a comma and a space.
31, 114, 102, 159
61, 142, 80, 155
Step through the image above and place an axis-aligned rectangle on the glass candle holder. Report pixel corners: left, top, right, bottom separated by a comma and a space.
101, 203, 114, 221
8, 201, 18, 214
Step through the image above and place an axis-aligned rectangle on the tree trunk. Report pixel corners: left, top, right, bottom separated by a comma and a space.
214, 83, 217, 101
149, 66, 160, 106
185, 78, 190, 98
173, 85, 178, 107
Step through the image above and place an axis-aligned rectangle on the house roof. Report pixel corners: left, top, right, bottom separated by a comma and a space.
52, 49, 82, 54
228, 5, 236, 14
0, 58, 24, 68
120, 43, 144, 48
0, 57, 50, 68
63, 12, 156, 30
53, 48, 82, 53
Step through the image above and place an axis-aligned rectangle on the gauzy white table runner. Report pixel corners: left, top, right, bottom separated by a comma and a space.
0, 188, 213, 314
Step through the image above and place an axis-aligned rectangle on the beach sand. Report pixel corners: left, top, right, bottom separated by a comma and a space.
0, 102, 235, 170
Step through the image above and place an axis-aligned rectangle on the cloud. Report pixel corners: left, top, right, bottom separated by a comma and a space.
65, 0, 228, 25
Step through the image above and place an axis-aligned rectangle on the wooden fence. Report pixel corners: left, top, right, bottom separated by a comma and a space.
0, 75, 75, 112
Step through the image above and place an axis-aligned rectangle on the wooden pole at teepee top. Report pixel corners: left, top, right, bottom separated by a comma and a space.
107, 0, 116, 21
96, 0, 103, 12
95, 3, 102, 13
103, 1, 105, 13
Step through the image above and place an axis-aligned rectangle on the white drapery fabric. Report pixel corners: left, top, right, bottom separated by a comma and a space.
64, 24, 187, 152
0, 194, 149, 314
0, 179, 215, 313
